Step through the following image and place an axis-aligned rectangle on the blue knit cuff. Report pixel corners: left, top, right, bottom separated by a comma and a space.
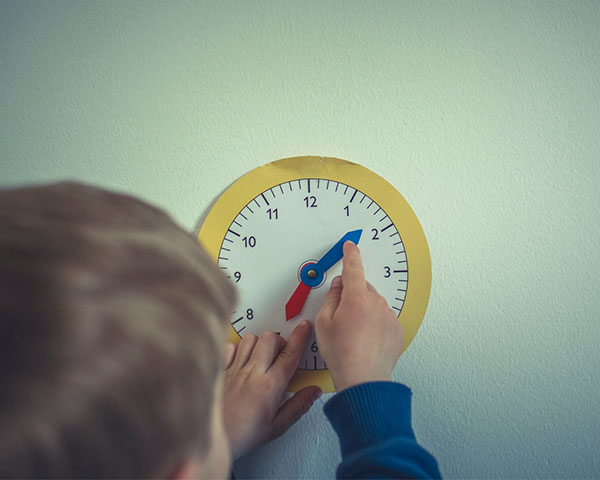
323, 381, 415, 458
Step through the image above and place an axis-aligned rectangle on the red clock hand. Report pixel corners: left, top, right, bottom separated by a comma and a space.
285, 281, 311, 321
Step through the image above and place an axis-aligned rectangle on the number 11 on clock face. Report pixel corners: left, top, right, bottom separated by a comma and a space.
218, 178, 409, 371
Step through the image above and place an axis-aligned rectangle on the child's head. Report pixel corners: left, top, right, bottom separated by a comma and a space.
0, 182, 236, 478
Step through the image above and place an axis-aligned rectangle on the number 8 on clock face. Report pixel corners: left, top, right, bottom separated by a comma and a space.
198, 156, 431, 393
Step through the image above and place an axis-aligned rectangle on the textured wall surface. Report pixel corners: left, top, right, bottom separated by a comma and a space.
2, 1, 600, 478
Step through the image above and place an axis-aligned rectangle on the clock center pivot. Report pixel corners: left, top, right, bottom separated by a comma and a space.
298, 260, 326, 288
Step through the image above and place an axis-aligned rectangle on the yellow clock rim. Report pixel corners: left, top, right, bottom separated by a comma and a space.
198, 156, 432, 393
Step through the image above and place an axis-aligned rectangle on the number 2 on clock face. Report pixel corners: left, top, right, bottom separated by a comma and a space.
218, 178, 409, 371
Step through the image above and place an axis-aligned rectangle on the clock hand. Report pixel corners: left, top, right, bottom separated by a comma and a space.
285, 229, 363, 321
285, 282, 312, 321
314, 229, 362, 273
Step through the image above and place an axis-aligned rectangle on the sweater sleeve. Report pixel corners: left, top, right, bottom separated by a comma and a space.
323, 382, 441, 479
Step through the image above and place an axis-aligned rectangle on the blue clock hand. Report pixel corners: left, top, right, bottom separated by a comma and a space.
314, 229, 362, 273
286, 229, 363, 321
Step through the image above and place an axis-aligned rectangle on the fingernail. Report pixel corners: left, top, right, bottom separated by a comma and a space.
331, 275, 342, 287
312, 388, 323, 401
343, 241, 359, 254
300, 320, 311, 329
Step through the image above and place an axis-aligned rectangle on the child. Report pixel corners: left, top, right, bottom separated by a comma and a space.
0, 182, 440, 479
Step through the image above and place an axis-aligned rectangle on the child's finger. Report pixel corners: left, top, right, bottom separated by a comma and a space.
270, 321, 311, 382
316, 276, 343, 322
232, 333, 259, 368
341, 241, 367, 298
270, 385, 322, 440
249, 331, 283, 372
276, 333, 287, 354
223, 342, 237, 370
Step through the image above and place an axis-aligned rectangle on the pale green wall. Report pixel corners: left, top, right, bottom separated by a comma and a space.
2, 1, 600, 478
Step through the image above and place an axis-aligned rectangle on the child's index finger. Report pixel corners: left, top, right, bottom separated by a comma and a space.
341, 240, 367, 295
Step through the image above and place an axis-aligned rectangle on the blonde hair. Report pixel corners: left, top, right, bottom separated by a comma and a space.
0, 182, 236, 478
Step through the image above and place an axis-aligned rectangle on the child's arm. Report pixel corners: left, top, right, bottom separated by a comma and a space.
315, 242, 441, 479
324, 382, 440, 478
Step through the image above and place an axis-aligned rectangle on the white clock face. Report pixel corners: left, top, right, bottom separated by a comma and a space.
217, 178, 408, 370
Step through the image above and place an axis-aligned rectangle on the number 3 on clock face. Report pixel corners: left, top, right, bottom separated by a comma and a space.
198, 157, 431, 393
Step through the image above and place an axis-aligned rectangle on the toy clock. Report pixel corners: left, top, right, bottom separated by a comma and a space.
198, 156, 431, 393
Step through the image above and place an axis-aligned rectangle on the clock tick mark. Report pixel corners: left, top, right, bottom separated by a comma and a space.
223, 237, 233, 243
335, 182, 340, 192
350, 190, 358, 203
232, 316, 244, 325
221, 247, 230, 252
307, 179, 310, 193
360, 194, 366, 203
218, 256, 229, 261
246, 205, 254, 214
228, 229, 240, 237
238, 326, 246, 333
379, 215, 388, 222
261, 193, 270, 206
393, 240, 403, 246
367, 200, 374, 209
298, 180, 302, 190
344, 185, 349, 194
279, 184, 284, 194
389, 231, 399, 237
239, 212, 248, 220
253, 198, 260, 208
233, 220, 242, 227
381, 223, 394, 232
392, 306, 402, 313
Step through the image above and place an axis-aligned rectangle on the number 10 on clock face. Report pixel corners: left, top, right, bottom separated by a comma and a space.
218, 178, 409, 371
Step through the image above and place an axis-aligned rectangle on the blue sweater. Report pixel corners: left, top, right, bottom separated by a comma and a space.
324, 382, 441, 479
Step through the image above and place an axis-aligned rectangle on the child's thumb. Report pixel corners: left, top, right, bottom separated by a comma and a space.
270, 386, 323, 439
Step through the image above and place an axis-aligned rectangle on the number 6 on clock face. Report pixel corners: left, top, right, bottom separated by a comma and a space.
198, 156, 431, 393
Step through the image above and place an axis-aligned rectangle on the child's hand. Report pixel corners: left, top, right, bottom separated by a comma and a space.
222, 322, 323, 461
315, 241, 405, 392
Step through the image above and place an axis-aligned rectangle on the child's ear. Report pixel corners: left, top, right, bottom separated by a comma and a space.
167, 457, 203, 480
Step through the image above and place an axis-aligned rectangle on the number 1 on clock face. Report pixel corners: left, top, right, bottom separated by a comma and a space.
218, 178, 409, 371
